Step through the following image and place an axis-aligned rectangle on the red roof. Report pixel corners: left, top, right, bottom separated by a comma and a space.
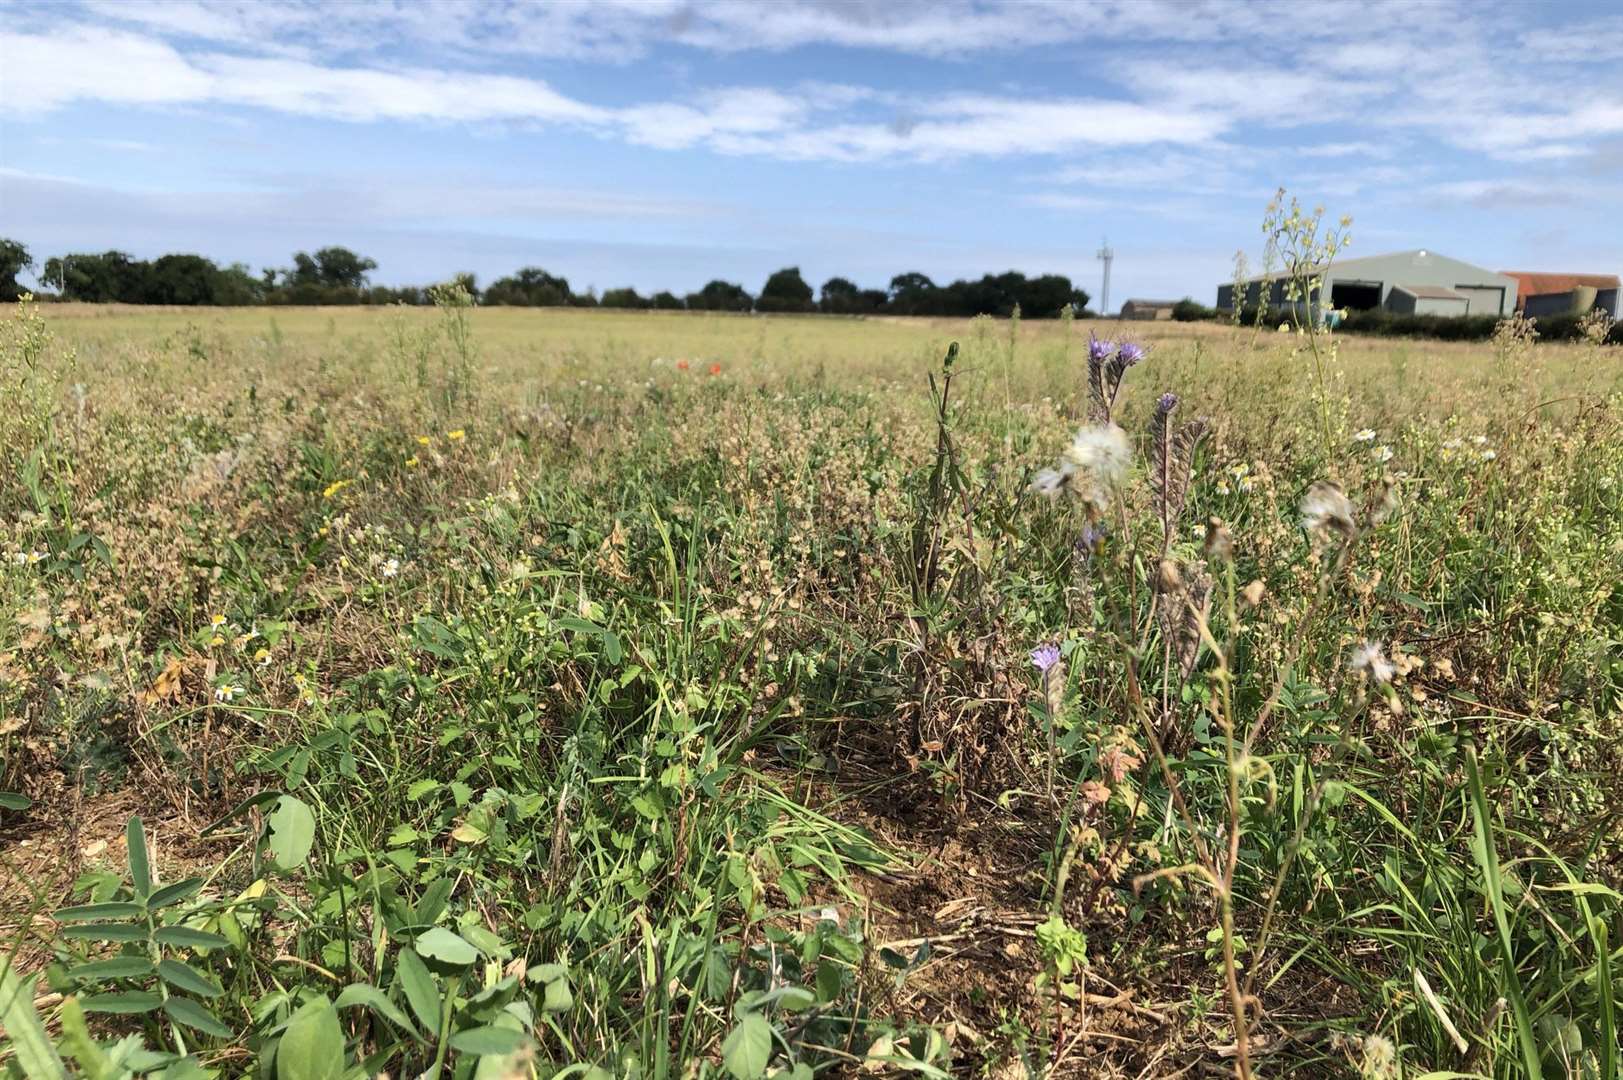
1500, 271, 1621, 303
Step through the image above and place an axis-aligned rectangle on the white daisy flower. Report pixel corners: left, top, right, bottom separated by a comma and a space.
1354, 429, 1376, 442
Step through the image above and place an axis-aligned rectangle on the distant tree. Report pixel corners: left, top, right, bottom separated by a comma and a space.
650, 290, 685, 310
0, 238, 33, 301
570, 287, 599, 308
757, 266, 814, 313
859, 288, 890, 311
686, 279, 753, 312
312, 247, 377, 289
484, 267, 571, 306
888, 272, 939, 315
146, 254, 223, 305
819, 276, 861, 314
39, 251, 147, 302
600, 287, 649, 309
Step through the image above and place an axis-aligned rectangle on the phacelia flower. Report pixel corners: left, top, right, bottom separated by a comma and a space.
1029, 643, 1062, 673
1156, 392, 1179, 414
1118, 341, 1146, 365
1087, 333, 1117, 362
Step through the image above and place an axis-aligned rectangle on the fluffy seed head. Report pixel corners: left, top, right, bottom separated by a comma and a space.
1349, 641, 1395, 684
1300, 481, 1357, 539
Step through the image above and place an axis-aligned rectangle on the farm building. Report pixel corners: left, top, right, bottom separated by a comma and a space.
1216, 249, 1518, 319
1500, 271, 1620, 318
1120, 298, 1178, 320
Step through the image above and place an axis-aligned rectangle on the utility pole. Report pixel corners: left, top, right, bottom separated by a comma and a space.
1096, 238, 1114, 317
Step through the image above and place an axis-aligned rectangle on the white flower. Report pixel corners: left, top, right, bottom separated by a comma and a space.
1354, 429, 1376, 442
382, 558, 400, 578
8, 551, 25, 566
1471, 435, 1488, 445
1349, 641, 1394, 684
214, 684, 242, 703
1480, 449, 1497, 461
26, 550, 47, 565
1373, 445, 1394, 463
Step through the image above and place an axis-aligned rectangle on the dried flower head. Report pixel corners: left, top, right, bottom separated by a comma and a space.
1300, 481, 1357, 539
1204, 516, 1233, 561
1349, 641, 1395, 684
1240, 578, 1266, 608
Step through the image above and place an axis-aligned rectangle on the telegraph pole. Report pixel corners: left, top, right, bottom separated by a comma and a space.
1096, 238, 1114, 316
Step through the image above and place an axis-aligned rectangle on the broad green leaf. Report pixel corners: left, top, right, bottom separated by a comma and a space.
158, 959, 224, 998
414, 927, 477, 967
127, 817, 151, 898
81, 990, 164, 1014
0, 962, 66, 1079
334, 982, 419, 1037
448, 1025, 527, 1056
396, 948, 440, 1032
58, 996, 116, 1080
541, 977, 573, 1013
406, 780, 438, 800
0, 791, 30, 811
200, 791, 283, 837
67, 956, 155, 981
266, 796, 316, 871
163, 996, 232, 1038
152, 926, 231, 951
277, 999, 345, 1080
148, 877, 206, 909
55, 902, 144, 922
721, 1013, 773, 1080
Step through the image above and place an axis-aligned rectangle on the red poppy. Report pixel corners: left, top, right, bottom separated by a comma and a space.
676, 359, 689, 371
708, 362, 721, 376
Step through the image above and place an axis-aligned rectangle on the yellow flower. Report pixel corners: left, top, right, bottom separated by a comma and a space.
210, 613, 227, 627
322, 479, 352, 499
448, 429, 466, 441
405, 456, 419, 468
416, 435, 431, 446
209, 634, 225, 647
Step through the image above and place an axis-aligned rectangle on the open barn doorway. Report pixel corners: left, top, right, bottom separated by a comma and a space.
1331, 281, 1383, 311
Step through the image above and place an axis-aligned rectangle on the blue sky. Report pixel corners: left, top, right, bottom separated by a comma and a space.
2, 0, 1621, 309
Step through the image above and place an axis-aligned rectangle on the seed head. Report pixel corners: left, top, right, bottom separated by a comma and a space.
1300, 481, 1357, 539
1349, 641, 1395, 684
1203, 516, 1233, 561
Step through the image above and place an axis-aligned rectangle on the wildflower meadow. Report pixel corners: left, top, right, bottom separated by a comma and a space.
1, 285, 1620, 1078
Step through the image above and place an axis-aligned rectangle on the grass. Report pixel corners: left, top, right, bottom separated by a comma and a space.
1, 296, 1620, 1079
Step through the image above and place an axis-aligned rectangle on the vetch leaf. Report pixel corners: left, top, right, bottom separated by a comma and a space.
415, 927, 477, 967
335, 983, 419, 1037
266, 796, 316, 871
277, 999, 345, 1080
55, 902, 144, 922
153, 926, 232, 951
163, 997, 232, 1038
60, 923, 148, 943
126, 817, 151, 899
148, 877, 206, 909
448, 1025, 527, 1056
396, 948, 440, 1032
721, 1013, 773, 1080
67, 956, 155, 981
81, 991, 163, 1014
158, 959, 224, 998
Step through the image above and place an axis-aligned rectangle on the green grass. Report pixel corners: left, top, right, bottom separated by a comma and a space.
1, 298, 1619, 1079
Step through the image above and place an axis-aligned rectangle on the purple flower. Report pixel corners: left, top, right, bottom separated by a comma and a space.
1078, 522, 1107, 553
1030, 643, 1062, 673
1088, 333, 1117, 362
1157, 392, 1179, 414
1118, 342, 1146, 365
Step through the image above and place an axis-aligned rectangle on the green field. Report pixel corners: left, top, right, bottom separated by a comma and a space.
2, 298, 1621, 1079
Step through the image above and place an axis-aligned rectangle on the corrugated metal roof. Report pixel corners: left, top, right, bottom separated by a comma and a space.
1121, 298, 1178, 307
1392, 284, 1467, 301
1500, 271, 1621, 302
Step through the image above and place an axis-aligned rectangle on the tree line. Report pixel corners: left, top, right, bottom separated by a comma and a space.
0, 238, 1091, 318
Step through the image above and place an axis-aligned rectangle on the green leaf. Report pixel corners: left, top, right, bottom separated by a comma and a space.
541, 977, 573, 1013
152, 926, 232, 951
266, 796, 316, 871
58, 995, 115, 1080
334, 983, 419, 1037
1464, 746, 1542, 1080
448, 1026, 527, 1056
158, 959, 224, 998
0, 791, 30, 811
0, 962, 67, 1079
396, 948, 440, 1032
406, 780, 438, 800
277, 999, 345, 1080
148, 877, 206, 909
721, 1013, 773, 1080
55, 902, 144, 922
200, 791, 284, 837
127, 817, 151, 899
67, 956, 155, 981
60, 922, 148, 943
414, 927, 477, 967
163, 996, 232, 1038
81, 991, 164, 1014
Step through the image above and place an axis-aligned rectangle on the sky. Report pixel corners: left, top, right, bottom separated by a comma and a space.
2, 0, 1621, 310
